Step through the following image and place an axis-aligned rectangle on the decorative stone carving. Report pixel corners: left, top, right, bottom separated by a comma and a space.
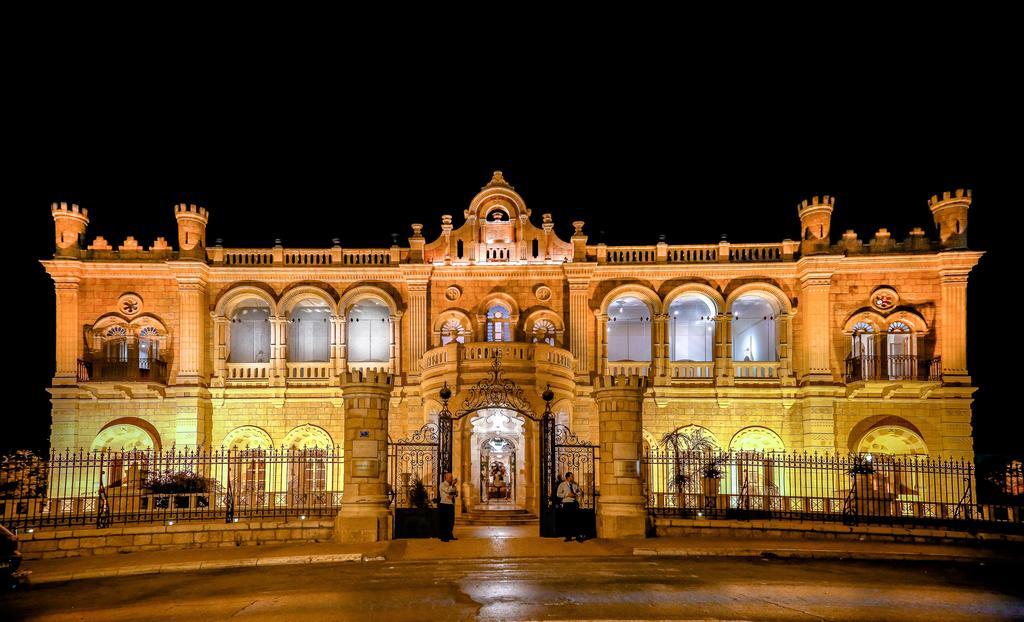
444, 286, 462, 302
870, 287, 899, 312
534, 285, 552, 302
117, 293, 143, 317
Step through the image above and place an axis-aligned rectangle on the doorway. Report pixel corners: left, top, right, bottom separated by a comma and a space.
469, 409, 526, 508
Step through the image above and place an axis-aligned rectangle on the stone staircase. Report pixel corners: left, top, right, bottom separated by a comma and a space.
459, 506, 539, 526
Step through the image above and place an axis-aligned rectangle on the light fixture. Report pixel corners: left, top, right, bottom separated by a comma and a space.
167, 520, 174, 526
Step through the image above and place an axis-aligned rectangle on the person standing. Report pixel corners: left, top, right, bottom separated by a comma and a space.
556, 471, 585, 542
438, 472, 458, 542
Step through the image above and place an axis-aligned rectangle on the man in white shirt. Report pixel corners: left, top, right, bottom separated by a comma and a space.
556, 471, 585, 542
438, 472, 458, 542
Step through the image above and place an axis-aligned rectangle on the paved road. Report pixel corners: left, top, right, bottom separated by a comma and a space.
2, 556, 1022, 621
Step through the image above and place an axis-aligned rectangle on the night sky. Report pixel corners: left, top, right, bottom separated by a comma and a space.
8, 87, 1018, 471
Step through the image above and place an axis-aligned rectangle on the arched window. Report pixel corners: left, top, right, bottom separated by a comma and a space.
886, 321, 916, 379
607, 297, 651, 362
229, 302, 271, 363
486, 305, 512, 342
731, 295, 779, 362
851, 321, 875, 357
347, 299, 390, 362
104, 325, 128, 361
287, 300, 331, 362
138, 326, 160, 371
668, 295, 715, 362
531, 319, 557, 345
440, 318, 468, 345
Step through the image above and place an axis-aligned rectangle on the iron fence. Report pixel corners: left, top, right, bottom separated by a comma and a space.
0, 447, 344, 530
643, 450, 1023, 531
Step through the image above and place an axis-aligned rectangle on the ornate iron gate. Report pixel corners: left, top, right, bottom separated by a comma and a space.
429, 350, 597, 538
540, 419, 598, 537
387, 422, 440, 538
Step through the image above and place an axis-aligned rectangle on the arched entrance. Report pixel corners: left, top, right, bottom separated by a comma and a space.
473, 420, 521, 505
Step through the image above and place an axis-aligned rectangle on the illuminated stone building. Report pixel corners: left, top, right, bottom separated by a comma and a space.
42, 173, 982, 537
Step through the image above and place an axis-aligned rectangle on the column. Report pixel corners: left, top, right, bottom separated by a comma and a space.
336, 370, 394, 542
330, 314, 344, 378
593, 374, 648, 539
566, 272, 592, 375
940, 270, 970, 381
270, 315, 286, 385
714, 313, 729, 382
175, 274, 207, 385
407, 281, 428, 372
596, 313, 608, 376
653, 313, 669, 380
212, 315, 229, 383
52, 275, 81, 385
799, 272, 833, 383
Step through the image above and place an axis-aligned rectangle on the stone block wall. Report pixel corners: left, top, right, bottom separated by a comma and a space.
17, 518, 334, 560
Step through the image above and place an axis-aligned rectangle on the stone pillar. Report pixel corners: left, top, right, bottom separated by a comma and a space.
653, 313, 669, 380
212, 315, 229, 384
52, 274, 81, 385
799, 272, 833, 384
336, 370, 393, 543
175, 270, 208, 386
568, 282, 589, 374
407, 283, 428, 372
940, 270, 970, 382
270, 315, 287, 385
714, 313, 729, 382
596, 313, 608, 376
593, 374, 648, 539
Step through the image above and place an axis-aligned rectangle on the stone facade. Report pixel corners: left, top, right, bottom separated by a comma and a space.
42, 175, 982, 532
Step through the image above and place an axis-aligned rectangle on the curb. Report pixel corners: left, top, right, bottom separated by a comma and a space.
28, 552, 372, 585
632, 547, 1010, 563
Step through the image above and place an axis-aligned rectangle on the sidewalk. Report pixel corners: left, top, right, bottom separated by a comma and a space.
21, 525, 1022, 585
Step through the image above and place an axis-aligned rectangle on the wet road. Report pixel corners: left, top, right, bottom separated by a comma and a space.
2, 556, 1022, 621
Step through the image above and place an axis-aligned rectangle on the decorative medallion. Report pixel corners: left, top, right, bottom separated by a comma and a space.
871, 287, 899, 312
534, 285, 553, 302
118, 293, 143, 317
444, 286, 462, 302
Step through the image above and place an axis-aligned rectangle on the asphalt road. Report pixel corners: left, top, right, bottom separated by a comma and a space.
2, 556, 1022, 621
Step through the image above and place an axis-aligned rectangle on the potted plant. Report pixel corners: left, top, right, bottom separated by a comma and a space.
701, 459, 724, 512
144, 470, 213, 509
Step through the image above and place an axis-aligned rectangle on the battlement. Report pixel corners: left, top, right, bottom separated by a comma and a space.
50, 201, 89, 221
928, 188, 972, 209
593, 374, 649, 391
797, 195, 835, 214
339, 370, 394, 387
174, 203, 209, 222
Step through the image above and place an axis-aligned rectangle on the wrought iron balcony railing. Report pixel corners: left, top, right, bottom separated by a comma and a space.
77, 356, 169, 384
844, 355, 941, 383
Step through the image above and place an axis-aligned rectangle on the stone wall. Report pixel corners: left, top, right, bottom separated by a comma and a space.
17, 518, 334, 561
651, 517, 1024, 544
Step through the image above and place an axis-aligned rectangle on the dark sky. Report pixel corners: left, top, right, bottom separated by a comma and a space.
8, 75, 1018, 467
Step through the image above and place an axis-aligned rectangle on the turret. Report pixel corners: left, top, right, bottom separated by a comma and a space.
797, 195, 834, 256
51, 202, 89, 258
928, 189, 971, 249
174, 203, 209, 261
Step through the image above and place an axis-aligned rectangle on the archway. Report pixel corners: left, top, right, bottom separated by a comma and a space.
469, 412, 524, 506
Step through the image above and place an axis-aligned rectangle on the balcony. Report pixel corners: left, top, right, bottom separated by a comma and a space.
77, 357, 168, 384
845, 355, 941, 383
421, 341, 575, 386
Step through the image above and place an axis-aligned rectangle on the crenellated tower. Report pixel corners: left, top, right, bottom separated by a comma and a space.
797, 195, 834, 256
928, 189, 971, 250
174, 203, 209, 261
51, 202, 89, 258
